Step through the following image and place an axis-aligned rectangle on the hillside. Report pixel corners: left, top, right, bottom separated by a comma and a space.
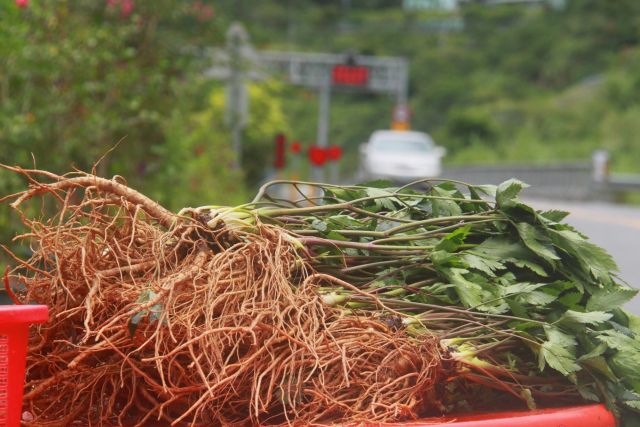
219, 0, 640, 174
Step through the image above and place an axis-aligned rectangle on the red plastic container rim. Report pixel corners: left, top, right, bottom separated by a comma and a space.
0, 305, 49, 324
372, 404, 615, 427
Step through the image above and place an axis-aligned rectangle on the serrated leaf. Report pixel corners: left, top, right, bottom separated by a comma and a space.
577, 384, 600, 402
539, 209, 570, 223
515, 222, 560, 263
505, 258, 548, 277
436, 225, 472, 252
560, 310, 613, 325
582, 356, 618, 382
502, 282, 546, 296
629, 313, 640, 335
539, 341, 581, 375
547, 228, 618, 285
579, 340, 607, 360
469, 237, 534, 261
587, 288, 639, 312
462, 253, 506, 276
496, 179, 529, 209
610, 351, 640, 392
429, 193, 463, 218
365, 188, 397, 211
522, 291, 557, 306
545, 325, 577, 347
446, 267, 488, 308
311, 219, 328, 232
472, 184, 497, 197
438, 267, 506, 312
624, 400, 640, 410
558, 291, 583, 308
597, 330, 640, 353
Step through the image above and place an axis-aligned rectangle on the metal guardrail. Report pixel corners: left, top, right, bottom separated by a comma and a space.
440, 162, 640, 201
609, 174, 640, 192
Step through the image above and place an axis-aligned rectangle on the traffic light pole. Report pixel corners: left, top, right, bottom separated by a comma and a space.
314, 79, 331, 183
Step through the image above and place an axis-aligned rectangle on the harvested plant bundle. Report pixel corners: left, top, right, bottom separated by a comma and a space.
2, 167, 447, 426
2, 166, 639, 426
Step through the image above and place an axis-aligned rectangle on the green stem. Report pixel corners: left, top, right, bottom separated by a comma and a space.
383, 213, 499, 236
373, 218, 503, 244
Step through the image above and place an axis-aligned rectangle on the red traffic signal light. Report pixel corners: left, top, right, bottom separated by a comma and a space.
308, 145, 327, 167
327, 145, 342, 161
274, 133, 286, 169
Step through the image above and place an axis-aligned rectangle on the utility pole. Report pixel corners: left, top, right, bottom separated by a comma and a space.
225, 23, 249, 169
314, 77, 331, 183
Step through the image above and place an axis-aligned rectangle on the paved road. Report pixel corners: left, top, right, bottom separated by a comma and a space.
527, 198, 640, 315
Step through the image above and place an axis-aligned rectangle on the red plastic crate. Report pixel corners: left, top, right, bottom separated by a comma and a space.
0, 305, 48, 427
0, 304, 616, 427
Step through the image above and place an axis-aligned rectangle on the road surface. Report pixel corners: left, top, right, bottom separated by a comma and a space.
528, 198, 640, 315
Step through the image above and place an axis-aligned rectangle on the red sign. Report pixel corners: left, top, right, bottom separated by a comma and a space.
274, 133, 286, 169
327, 145, 342, 161
308, 146, 327, 167
332, 65, 369, 86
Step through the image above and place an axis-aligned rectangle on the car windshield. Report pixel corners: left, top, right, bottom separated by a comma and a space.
371, 139, 434, 153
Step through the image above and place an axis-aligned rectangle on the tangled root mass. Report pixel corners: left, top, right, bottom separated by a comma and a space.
3, 170, 448, 426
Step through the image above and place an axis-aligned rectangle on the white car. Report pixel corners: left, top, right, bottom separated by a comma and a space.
359, 130, 446, 182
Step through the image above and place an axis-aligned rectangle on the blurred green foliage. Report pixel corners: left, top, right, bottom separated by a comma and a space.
0, 0, 293, 250
220, 0, 640, 174
3, 0, 640, 252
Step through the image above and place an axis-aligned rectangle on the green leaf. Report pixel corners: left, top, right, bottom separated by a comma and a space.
587, 288, 639, 312
438, 266, 506, 312
472, 184, 497, 197
558, 291, 584, 308
539, 341, 581, 375
506, 258, 548, 277
539, 209, 570, 223
128, 290, 161, 337
462, 253, 506, 277
469, 237, 534, 261
559, 310, 613, 325
365, 188, 397, 211
629, 313, 640, 335
311, 219, 328, 232
624, 400, 640, 410
357, 179, 395, 189
436, 225, 472, 252
515, 222, 560, 264
502, 282, 546, 296
597, 330, 640, 353
431, 186, 463, 217
545, 325, 577, 347
579, 342, 608, 361
496, 179, 529, 209
522, 291, 557, 306
610, 351, 640, 392
547, 228, 618, 285
582, 356, 618, 382
326, 230, 349, 241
